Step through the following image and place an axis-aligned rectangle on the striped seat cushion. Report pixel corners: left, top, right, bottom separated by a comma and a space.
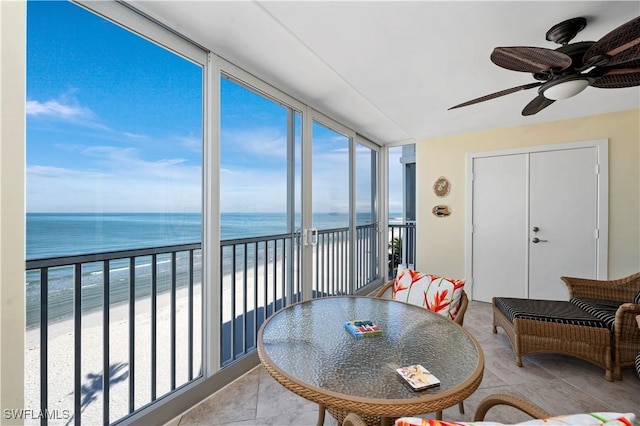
495, 297, 607, 328
635, 315, 640, 379
570, 298, 620, 331
634, 290, 640, 304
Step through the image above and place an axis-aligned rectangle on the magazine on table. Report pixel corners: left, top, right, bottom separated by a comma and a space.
396, 364, 441, 391
343, 319, 382, 338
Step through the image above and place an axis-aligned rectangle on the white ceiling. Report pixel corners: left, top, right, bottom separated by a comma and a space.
129, 1, 640, 145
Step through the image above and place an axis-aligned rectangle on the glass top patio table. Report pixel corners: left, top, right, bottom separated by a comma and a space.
257, 296, 484, 425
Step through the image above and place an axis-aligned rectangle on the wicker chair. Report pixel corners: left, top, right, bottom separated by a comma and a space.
635, 315, 640, 379
561, 272, 640, 380
342, 393, 550, 426
374, 280, 469, 419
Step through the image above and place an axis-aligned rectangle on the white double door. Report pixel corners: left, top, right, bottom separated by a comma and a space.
469, 141, 608, 302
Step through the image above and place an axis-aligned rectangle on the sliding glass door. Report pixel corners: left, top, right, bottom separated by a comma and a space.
298, 117, 380, 299
217, 73, 381, 364
355, 140, 379, 288
310, 120, 351, 296
218, 75, 301, 365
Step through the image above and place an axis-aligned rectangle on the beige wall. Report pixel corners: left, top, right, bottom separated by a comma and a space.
416, 109, 640, 285
1, 0, 26, 422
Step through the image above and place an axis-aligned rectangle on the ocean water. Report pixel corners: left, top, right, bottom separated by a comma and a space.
27, 212, 381, 259
25, 212, 384, 327
27, 213, 203, 259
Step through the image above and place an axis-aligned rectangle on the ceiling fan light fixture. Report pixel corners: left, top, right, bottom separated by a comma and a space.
451, 15, 640, 115
542, 78, 591, 100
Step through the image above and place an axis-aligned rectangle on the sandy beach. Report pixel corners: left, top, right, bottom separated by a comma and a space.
25, 285, 202, 426
24, 257, 287, 426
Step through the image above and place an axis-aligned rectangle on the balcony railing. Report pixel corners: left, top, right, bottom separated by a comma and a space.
220, 233, 295, 366
25, 244, 202, 426
220, 223, 380, 366
25, 221, 413, 424
388, 221, 416, 278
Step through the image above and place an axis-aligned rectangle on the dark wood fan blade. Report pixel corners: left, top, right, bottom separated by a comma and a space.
592, 68, 640, 88
449, 82, 542, 110
604, 58, 640, 69
522, 95, 555, 116
491, 47, 572, 73
583, 16, 640, 67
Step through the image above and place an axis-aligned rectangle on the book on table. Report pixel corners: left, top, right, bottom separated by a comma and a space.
396, 364, 441, 391
343, 319, 382, 338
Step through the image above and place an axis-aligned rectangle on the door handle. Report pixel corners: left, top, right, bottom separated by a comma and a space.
532, 237, 548, 243
302, 228, 318, 246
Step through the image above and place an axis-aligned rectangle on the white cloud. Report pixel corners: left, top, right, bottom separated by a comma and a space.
218, 143, 410, 214
26, 97, 111, 131
123, 132, 148, 140
175, 134, 202, 153
221, 127, 287, 159
27, 146, 201, 212
26, 99, 91, 119
220, 166, 288, 212
28, 165, 109, 180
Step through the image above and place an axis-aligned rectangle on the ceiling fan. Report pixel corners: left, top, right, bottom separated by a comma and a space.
449, 16, 640, 116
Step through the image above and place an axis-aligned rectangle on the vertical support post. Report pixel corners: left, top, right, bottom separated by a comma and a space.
103, 260, 110, 425
188, 250, 194, 381
74, 264, 82, 425
171, 252, 177, 390
40, 268, 49, 426
128, 258, 136, 413
151, 254, 157, 400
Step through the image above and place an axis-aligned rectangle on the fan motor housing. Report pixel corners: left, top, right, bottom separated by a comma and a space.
546, 17, 587, 45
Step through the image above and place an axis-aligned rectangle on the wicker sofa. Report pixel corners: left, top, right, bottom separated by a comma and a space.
493, 272, 640, 381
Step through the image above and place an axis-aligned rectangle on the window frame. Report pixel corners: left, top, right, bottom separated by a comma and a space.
20, 2, 389, 424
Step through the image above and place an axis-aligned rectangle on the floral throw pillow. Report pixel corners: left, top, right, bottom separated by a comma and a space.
392, 268, 465, 320
395, 412, 636, 426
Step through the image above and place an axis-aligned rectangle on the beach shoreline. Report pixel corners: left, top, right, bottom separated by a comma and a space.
24, 260, 287, 426
25, 285, 202, 426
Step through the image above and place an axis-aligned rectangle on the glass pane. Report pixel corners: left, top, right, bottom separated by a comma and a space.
26, 1, 203, 423
355, 143, 378, 288
219, 76, 301, 365
311, 121, 350, 296
220, 77, 296, 237
387, 144, 416, 277
312, 121, 350, 227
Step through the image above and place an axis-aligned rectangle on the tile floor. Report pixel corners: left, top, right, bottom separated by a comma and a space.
166, 300, 640, 425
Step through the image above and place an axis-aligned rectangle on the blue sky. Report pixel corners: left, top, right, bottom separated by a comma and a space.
27, 1, 404, 214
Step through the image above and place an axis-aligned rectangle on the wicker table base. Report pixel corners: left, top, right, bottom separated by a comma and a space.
326, 406, 396, 426
492, 297, 613, 381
